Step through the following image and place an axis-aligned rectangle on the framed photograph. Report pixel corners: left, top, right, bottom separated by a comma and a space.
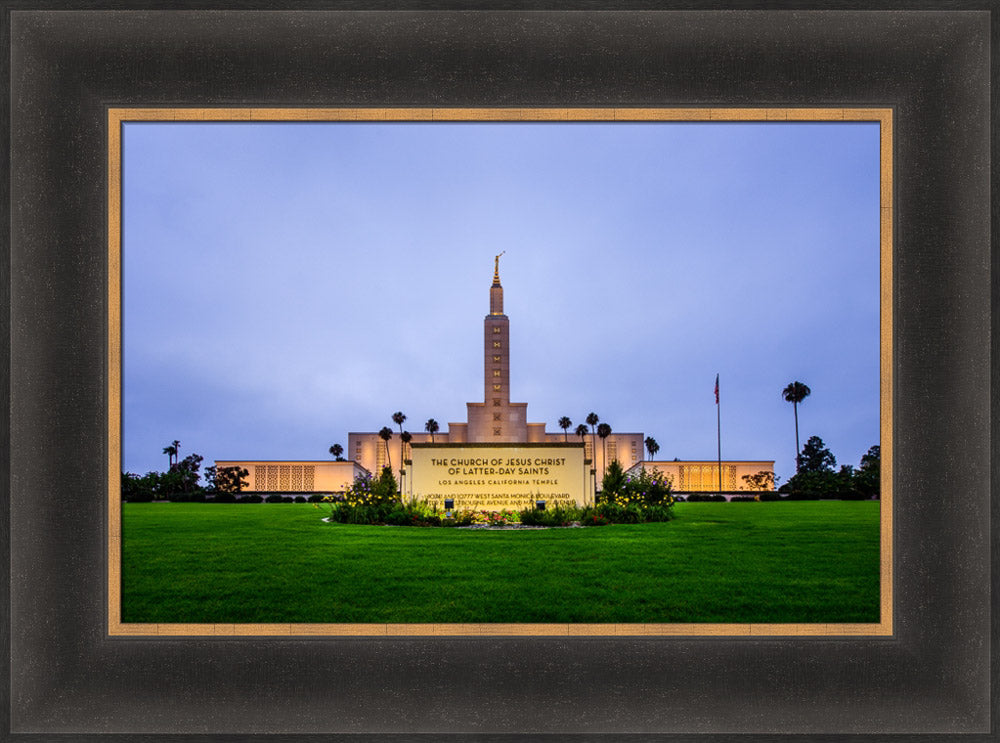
6, 5, 993, 739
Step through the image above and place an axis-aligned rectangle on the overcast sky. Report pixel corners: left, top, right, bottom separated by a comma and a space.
121, 120, 880, 484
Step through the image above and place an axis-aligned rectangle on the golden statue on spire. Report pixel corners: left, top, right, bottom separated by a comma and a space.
493, 250, 505, 284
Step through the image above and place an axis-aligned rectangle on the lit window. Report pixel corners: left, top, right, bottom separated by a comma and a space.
493, 327, 501, 334
493, 341, 501, 348
493, 355, 501, 363
493, 370, 501, 377
493, 384, 501, 391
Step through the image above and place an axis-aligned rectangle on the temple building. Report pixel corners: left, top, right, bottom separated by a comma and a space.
215, 256, 773, 497
346, 254, 645, 477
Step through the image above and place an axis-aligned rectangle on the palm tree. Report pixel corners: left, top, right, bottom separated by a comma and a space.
586, 412, 599, 491
163, 440, 179, 469
399, 431, 412, 494
644, 436, 659, 462
597, 422, 612, 479
558, 416, 572, 442
329, 444, 344, 461
378, 426, 393, 470
782, 381, 812, 470
392, 411, 406, 436
424, 418, 439, 443
575, 423, 590, 504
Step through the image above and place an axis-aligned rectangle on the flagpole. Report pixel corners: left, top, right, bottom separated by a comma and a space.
716, 374, 722, 496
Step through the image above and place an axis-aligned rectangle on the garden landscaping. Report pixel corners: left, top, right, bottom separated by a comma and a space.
121, 500, 881, 625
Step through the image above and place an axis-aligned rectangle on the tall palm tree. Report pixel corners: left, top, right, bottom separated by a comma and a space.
163, 440, 179, 469
644, 436, 659, 462
597, 422, 612, 479
329, 444, 344, 461
392, 412, 406, 480
424, 418, 439, 443
586, 413, 599, 491
399, 431, 412, 494
558, 416, 572, 442
378, 426, 393, 470
392, 411, 406, 436
782, 381, 812, 470
575, 423, 590, 504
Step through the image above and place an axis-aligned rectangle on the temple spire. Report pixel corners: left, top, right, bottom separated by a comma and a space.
490, 252, 505, 315
493, 251, 505, 287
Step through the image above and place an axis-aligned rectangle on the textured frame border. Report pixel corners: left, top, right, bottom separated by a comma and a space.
107, 106, 894, 639
7, 7, 993, 738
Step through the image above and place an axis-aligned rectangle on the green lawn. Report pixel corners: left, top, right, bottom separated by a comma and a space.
121, 501, 881, 624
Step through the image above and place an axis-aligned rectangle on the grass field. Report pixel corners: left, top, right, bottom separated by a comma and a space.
120, 501, 881, 624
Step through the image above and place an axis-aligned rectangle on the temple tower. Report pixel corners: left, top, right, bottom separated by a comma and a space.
466, 253, 528, 442
485, 252, 510, 406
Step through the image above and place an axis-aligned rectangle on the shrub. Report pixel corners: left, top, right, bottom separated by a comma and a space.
686, 493, 727, 502
213, 492, 237, 503
730, 496, 757, 503
518, 500, 581, 527
758, 492, 783, 502
294, 496, 307, 503
308, 494, 326, 503
643, 504, 674, 522
265, 494, 285, 503
282, 496, 294, 503
241, 494, 264, 503
602, 467, 675, 509
600, 459, 627, 499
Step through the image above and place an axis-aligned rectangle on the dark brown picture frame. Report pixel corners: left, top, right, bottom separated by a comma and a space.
5, 4, 994, 739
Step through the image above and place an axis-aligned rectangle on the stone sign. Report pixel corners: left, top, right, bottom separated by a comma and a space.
407, 443, 589, 511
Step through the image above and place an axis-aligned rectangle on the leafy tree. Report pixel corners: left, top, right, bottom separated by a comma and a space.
329, 443, 344, 461
644, 436, 659, 461
741, 470, 776, 491
122, 471, 158, 502
378, 426, 393, 470
854, 444, 881, 498
171, 453, 204, 493
797, 435, 835, 473
601, 459, 627, 497
424, 418, 439, 443
558, 416, 572, 442
208, 465, 249, 493
781, 381, 811, 469
597, 422, 612, 479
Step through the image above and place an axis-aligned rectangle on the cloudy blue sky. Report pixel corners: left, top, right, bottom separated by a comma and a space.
121, 120, 881, 485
